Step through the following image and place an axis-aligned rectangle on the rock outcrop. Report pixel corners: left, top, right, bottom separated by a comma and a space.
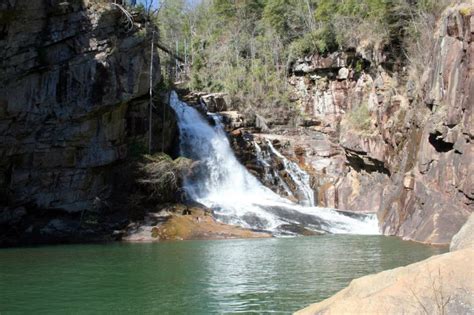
450, 213, 474, 252
123, 204, 271, 241
0, 0, 177, 245
295, 213, 474, 315
379, 5, 473, 244
225, 4, 473, 245
295, 248, 474, 315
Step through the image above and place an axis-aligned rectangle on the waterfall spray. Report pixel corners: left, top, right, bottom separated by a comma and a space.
169, 91, 379, 235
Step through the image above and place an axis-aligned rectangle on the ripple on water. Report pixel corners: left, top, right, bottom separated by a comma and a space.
0, 235, 446, 314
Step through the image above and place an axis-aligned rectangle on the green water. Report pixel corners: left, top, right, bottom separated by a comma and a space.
0, 236, 445, 314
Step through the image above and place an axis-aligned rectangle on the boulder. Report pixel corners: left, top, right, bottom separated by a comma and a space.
295, 249, 474, 315
219, 111, 244, 131
450, 213, 474, 251
337, 67, 349, 80
201, 93, 230, 112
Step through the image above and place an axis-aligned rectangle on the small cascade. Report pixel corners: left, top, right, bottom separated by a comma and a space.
169, 91, 379, 235
254, 142, 296, 200
263, 140, 315, 207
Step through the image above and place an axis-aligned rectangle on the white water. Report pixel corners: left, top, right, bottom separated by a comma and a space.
263, 140, 315, 206
254, 142, 296, 200
170, 91, 379, 235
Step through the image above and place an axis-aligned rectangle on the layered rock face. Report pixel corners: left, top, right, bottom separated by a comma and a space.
0, 0, 176, 244
224, 5, 473, 244
380, 6, 473, 244
291, 5, 472, 244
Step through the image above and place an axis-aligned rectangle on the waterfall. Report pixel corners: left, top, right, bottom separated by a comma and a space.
254, 142, 296, 200
169, 91, 379, 235
260, 140, 315, 207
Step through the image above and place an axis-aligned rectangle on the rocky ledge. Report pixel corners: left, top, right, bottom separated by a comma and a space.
212, 4, 473, 245
295, 214, 474, 315
122, 204, 271, 242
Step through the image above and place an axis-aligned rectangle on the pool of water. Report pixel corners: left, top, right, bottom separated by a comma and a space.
0, 235, 446, 314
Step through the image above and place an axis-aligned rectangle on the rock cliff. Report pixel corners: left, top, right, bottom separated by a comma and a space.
221, 4, 473, 245
0, 0, 177, 245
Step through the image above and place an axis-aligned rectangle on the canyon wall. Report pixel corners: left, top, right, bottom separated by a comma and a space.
289, 4, 472, 244
0, 0, 176, 245
225, 4, 473, 245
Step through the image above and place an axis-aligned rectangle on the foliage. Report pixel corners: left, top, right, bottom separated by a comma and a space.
346, 103, 372, 132
290, 26, 337, 56
136, 153, 193, 203
150, 0, 452, 118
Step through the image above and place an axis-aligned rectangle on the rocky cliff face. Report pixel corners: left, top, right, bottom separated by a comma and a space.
0, 0, 176, 245
290, 4, 472, 244
380, 6, 473, 244
222, 4, 473, 245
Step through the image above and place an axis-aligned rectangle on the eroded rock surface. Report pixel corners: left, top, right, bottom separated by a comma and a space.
0, 0, 177, 245
223, 4, 473, 245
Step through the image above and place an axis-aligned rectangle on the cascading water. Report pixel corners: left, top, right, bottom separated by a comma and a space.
170, 91, 379, 235
254, 142, 296, 200
256, 140, 315, 207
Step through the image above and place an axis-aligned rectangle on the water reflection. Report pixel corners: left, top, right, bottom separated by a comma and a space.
0, 236, 446, 314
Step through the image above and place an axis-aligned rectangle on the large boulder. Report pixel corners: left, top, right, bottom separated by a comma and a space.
201, 92, 230, 112
450, 213, 474, 252
295, 249, 474, 315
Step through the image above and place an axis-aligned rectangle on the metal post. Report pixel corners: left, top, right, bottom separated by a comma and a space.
175, 40, 179, 80
149, 28, 155, 154
184, 39, 187, 67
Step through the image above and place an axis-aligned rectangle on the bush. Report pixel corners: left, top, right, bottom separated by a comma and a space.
346, 103, 372, 132
136, 153, 193, 203
290, 26, 338, 56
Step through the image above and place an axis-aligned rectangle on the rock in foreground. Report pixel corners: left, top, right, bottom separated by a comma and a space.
450, 214, 474, 252
295, 215, 474, 315
295, 249, 474, 315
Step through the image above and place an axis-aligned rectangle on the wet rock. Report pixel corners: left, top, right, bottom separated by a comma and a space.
123, 204, 270, 241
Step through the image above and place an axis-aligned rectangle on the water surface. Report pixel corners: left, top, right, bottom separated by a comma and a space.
0, 236, 446, 314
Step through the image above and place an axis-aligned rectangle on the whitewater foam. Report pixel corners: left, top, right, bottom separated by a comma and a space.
169, 91, 379, 235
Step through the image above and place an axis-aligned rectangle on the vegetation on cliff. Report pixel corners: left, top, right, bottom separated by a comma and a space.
154, 0, 451, 117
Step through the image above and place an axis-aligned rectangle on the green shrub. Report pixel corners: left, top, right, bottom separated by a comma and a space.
290, 26, 338, 56
346, 103, 372, 132
136, 153, 193, 203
